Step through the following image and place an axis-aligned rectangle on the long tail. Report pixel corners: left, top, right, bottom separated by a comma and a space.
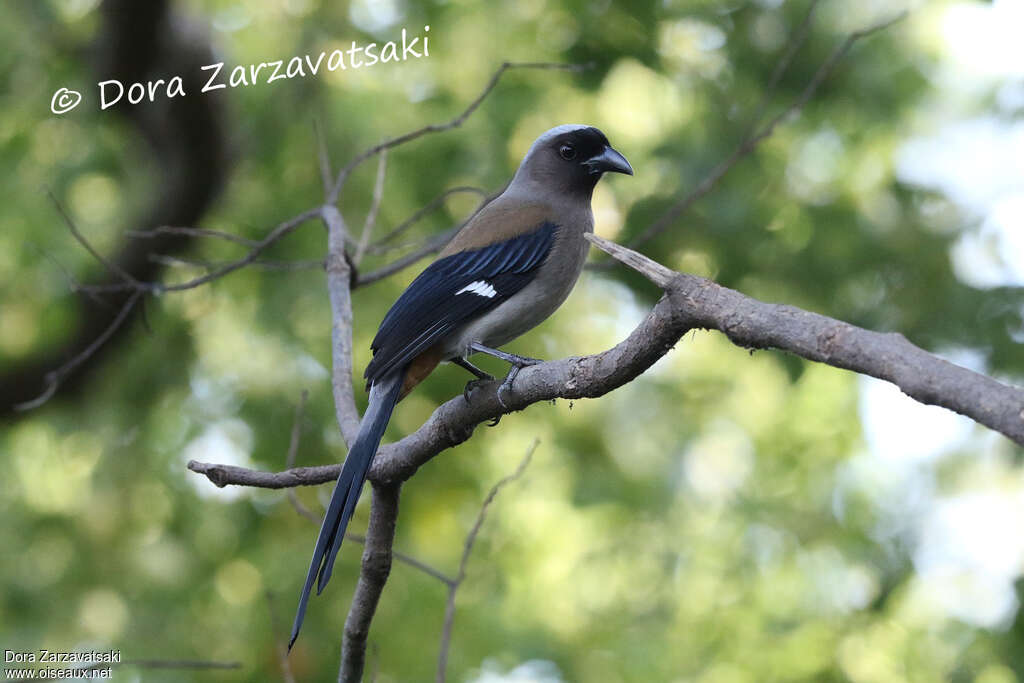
289, 371, 404, 650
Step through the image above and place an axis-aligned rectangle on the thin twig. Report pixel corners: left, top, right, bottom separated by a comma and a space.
47, 188, 140, 287
267, 591, 298, 683
326, 61, 589, 205
126, 225, 260, 248
27, 240, 113, 309
148, 253, 214, 271
745, 0, 822, 132
286, 391, 309, 467
354, 149, 388, 265
368, 642, 380, 683
357, 184, 503, 287
250, 258, 325, 272
369, 186, 489, 251
150, 253, 323, 273
78, 208, 322, 294
585, 234, 676, 287
285, 391, 320, 524
15, 290, 143, 411
346, 532, 456, 586
356, 228, 458, 286
437, 440, 538, 683
314, 118, 333, 196
621, 10, 905, 251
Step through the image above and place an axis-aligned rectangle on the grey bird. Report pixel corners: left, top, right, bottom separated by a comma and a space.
290, 124, 633, 648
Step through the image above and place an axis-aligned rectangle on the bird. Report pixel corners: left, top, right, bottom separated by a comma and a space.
289, 124, 632, 649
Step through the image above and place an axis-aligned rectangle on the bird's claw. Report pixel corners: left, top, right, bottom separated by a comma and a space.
494, 356, 541, 412
462, 375, 494, 404
496, 375, 513, 411
460, 348, 542, 427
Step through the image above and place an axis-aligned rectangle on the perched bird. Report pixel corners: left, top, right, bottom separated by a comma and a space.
290, 124, 632, 648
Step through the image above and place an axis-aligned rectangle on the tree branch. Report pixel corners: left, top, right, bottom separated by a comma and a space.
586, 235, 1024, 445
126, 225, 260, 249
48, 188, 141, 288
346, 532, 455, 586
744, 0, 822, 133
369, 186, 489, 252
0, 0, 230, 416
314, 118, 334, 196
356, 228, 460, 286
280, 391, 455, 590
77, 208, 322, 295
326, 61, 589, 205
321, 205, 362, 447
339, 483, 401, 683
189, 236, 1024, 496
15, 290, 143, 411
354, 149, 388, 265
284, 390, 321, 524
266, 591, 298, 683
619, 9, 906, 252
19, 61, 586, 415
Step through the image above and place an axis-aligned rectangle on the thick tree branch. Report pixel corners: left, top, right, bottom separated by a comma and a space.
339, 483, 401, 683
176, 18, 1023, 674
589, 235, 1024, 445
188, 235, 1024, 496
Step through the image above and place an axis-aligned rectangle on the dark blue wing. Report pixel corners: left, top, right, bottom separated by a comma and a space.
365, 221, 558, 383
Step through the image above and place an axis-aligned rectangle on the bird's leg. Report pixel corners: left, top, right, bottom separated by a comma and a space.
468, 342, 543, 411
452, 357, 495, 403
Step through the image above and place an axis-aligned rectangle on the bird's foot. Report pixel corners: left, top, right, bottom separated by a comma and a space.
465, 343, 544, 423
460, 373, 503, 426
462, 375, 495, 404
496, 355, 542, 411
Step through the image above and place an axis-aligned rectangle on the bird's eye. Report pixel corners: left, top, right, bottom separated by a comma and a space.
558, 144, 576, 160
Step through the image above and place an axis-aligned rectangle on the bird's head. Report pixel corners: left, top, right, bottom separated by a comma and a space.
513, 124, 633, 198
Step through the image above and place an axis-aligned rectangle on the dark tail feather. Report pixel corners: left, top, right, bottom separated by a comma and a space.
288, 371, 404, 651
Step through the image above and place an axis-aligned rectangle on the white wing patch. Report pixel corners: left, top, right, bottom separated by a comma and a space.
455, 280, 497, 298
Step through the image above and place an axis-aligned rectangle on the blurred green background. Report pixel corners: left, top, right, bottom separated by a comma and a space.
2, 0, 1023, 680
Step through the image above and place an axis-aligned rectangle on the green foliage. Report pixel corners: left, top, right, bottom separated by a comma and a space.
1, 0, 1021, 681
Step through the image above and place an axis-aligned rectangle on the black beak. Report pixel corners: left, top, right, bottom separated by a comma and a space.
584, 145, 634, 176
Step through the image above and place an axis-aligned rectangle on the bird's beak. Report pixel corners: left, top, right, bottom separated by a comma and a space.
584, 145, 634, 176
